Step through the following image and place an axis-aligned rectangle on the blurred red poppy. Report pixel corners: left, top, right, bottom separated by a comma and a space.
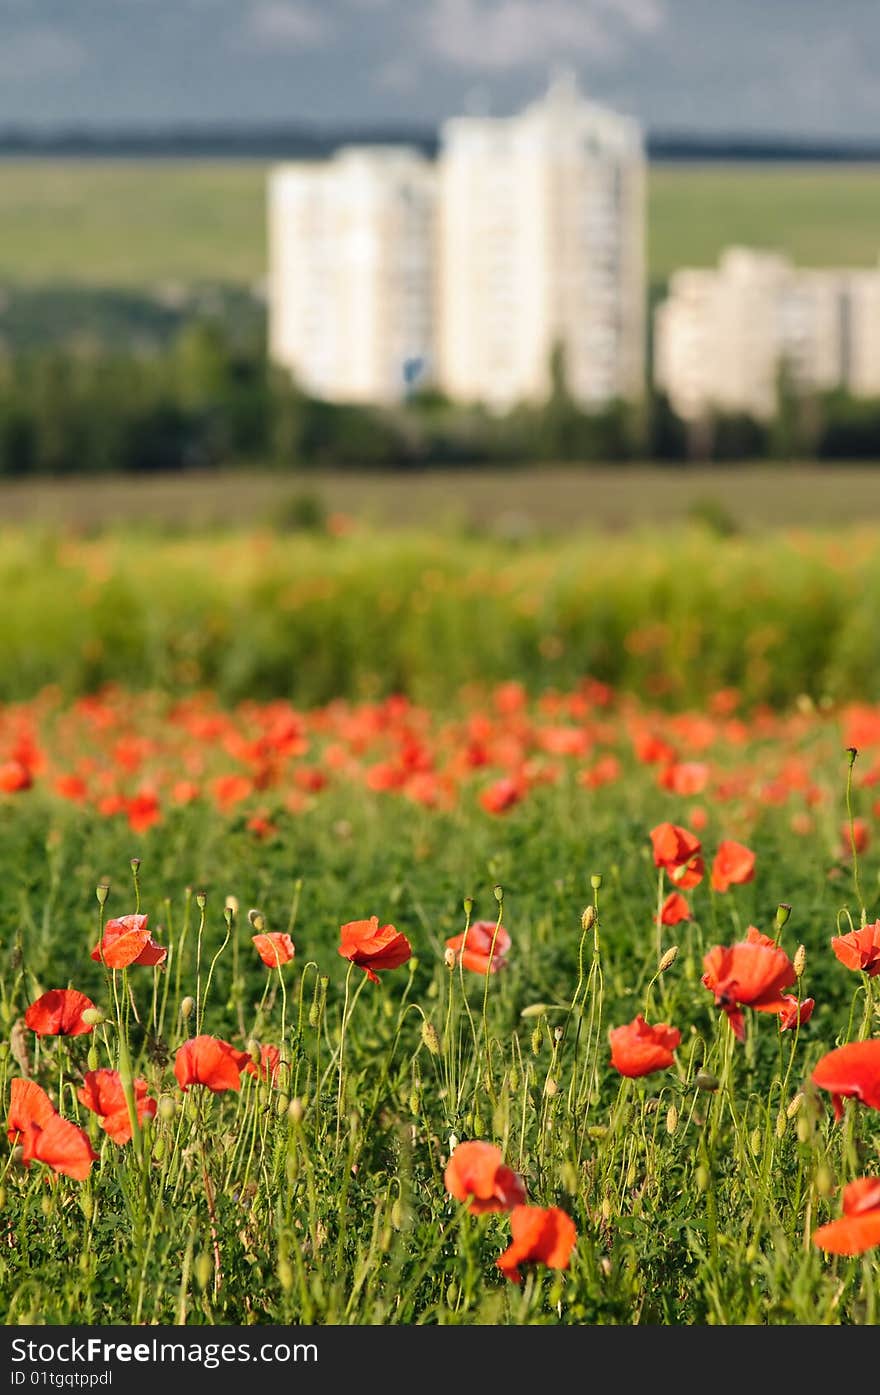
479, 776, 525, 815
24, 988, 96, 1037
609, 1015, 681, 1077
701, 926, 796, 1040
657, 892, 690, 926
649, 822, 704, 889
496, 1205, 577, 1284
252, 932, 295, 968
91, 914, 167, 969
77, 1069, 157, 1145
710, 840, 756, 893
244, 1044, 284, 1087
444, 1140, 527, 1215
337, 916, 412, 984
811, 1039, 880, 1121
174, 1035, 251, 1094
445, 920, 511, 975
831, 921, 880, 977
812, 1176, 880, 1255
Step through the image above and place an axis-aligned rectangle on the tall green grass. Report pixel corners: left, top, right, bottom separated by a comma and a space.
1, 524, 878, 708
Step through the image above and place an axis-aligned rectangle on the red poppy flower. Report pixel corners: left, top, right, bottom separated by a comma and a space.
656, 892, 691, 926
173, 1035, 251, 1094
244, 1044, 284, 1087
701, 926, 797, 1041
811, 1039, 880, 1121
252, 932, 295, 968
7, 1079, 97, 1181
24, 988, 96, 1037
445, 920, 511, 975
479, 776, 526, 815
337, 916, 412, 984
0, 760, 32, 793
777, 995, 815, 1032
7, 1078, 55, 1144
831, 921, 880, 977
77, 1069, 157, 1144
710, 840, 756, 893
649, 823, 704, 889
841, 817, 871, 856
91, 913, 167, 969
444, 1140, 527, 1215
812, 1176, 880, 1255
609, 1015, 681, 1078
496, 1205, 578, 1284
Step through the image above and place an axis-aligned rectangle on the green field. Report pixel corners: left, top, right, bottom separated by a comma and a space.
1, 160, 879, 289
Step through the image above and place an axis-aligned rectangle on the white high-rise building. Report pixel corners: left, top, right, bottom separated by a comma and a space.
437, 73, 646, 410
655, 247, 880, 422
268, 146, 436, 404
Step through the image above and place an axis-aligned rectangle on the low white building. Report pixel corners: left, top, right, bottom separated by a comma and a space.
654, 247, 880, 421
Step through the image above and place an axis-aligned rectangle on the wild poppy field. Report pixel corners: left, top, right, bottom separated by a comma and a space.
2, 668, 880, 1326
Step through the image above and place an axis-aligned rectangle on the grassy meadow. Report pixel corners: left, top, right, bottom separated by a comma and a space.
1, 160, 879, 291
1, 520, 880, 1325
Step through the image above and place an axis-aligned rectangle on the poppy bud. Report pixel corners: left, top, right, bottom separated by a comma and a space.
153, 1136, 166, 1162
96, 883, 110, 907
509, 1067, 519, 1092
158, 1095, 176, 1123
658, 945, 679, 973
601, 1196, 613, 1220
276, 1093, 289, 1117
544, 1077, 558, 1098
553, 1026, 564, 1044
180, 996, 194, 1021
81, 1008, 104, 1026
775, 903, 792, 930
463, 896, 474, 917
247, 908, 265, 932
0, 1186, 5, 1210
520, 1003, 551, 1018
695, 1164, 710, 1192
493, 884, 504, 904
695, 1068, 719, 1092
787, 1092, 804, 1119
775, 1109, 786, 1139
41, 1196, 52, 1217
390, 1198, 405, 1230
246, 1038, 261, 1064
225, 895, 239, 918
531, 1023, 543, 1056
846, 746, 859, 768
793, 944, 807, 979
408, 1086, 420, 1115
666, 1105, 678, 1135
87, 1046, 100, 1072
446, 1281, 458, 1306
278, 1259, 293, 1292
796, 1113, 812, 1144
815, 1164, 835, 1198
130, 858, 142, 874
195, 891, 207, 912
420, 1020, 441, 1056
591, 874, 602, 890
750, 1126, 762, 1155
443, 947, 456, 970
472, 1113, 484, 1134
194, 1254, 212, 1291
581, 906, 596, 931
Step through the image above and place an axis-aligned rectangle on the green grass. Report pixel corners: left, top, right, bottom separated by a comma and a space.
0, 681, 877, 1324
2, 160, 879, 290
1, 521, 880, 709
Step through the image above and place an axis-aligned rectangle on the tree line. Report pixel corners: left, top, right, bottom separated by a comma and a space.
2, 322, 880, 476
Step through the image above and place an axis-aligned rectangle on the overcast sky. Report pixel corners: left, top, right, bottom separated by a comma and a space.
0, 0, 878, 138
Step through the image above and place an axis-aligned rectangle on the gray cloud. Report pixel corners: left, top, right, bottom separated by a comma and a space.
420, 0, 665, 71
244, 2, 333, 49
0, 27, 86, 81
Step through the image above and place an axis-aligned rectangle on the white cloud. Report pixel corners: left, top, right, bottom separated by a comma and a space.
245, 2, 332, 49
421, 0, 665, 72
0, 28, 86, 81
